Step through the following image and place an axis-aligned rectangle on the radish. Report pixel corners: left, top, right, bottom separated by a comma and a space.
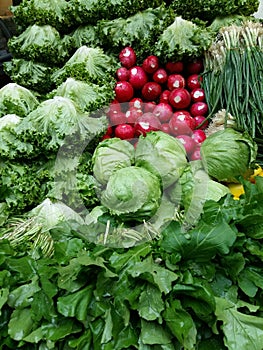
186, 58, 204, 75
115, 81, 134, 102
189, 146, 202, 160
143, 101, 156, 113
165, 61, 184, 74
153, 68, 168, 84
109, 111, 126, 126
192, 129, 206, 144
153, 102, 173, 123
186, 74, 202, 90
141, 82, 162, 101
161, 123, 171, 134
167, 74, 185, 90
125, 107, 143, 124
169, 88, 191, 110
116, 67, 130, 81
134, 112, 162, 136
190, 88, 205, 103
169, 111, 196, 136
176, 135, 197, 155
107, 99, 122, 115
129, 66, 148, 90
119, 46, 136, 68
194, 115, 208, 130
129, 97, 143, 110
142, 55, 159, 74
106, 125, 113, 136
115, 123, 135, 140
159, 90, 171, 104
190, 102, 208, 117
102, 134, 111, 140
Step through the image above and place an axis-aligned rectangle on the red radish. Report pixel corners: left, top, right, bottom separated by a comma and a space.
169, 111, 196, 136
165, 61, 184, 74
190, 102, 208, 117
115, 81, 134, 102
167, 74, 185, 90
159, 90, 171, 104
161, 123, 171, 134
116, 67, 130, 81
141, 82, 162, 101
134, 112, 162, 136
125, 107, 143, 124
109, 111, 126, 125
153, 68, 168, 84
194, 115, 209, 130
169, 88, 191, 109
106, 125, 113, 136
107, 99, 122, 115
176, 135, 197, 155
192, 129, 206, 144
115, 123, 135, 139
153, 102, 173, 123
186, 58, 204, 75
186, 74, 202, 90
129, 97, 143, 110
142, 55, 159, 74
189, 146, 202, 160
119, 46, 136, 68
102, 134, 111, 140
144, 101, 156, 113
129, 66, 148, 90
190, 88, 206, 103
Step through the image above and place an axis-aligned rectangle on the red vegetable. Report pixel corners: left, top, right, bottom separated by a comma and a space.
192, 129, 206, 144
141, 82, 162, 101
169, 88, 191, 110
161, 123, 171, 134
115, 123, 135, 139
115, 81, 134, 102
186, 74, 202, 90
129, 97, 143, 110
167, 74, 185, 90
109, 111, 126, 125
142, 55, 159, 74
190, 102, 208, 117
153, 68, 168, 84
129, 66, 148, 90
153, 102, 173, 123
169, 111, 196, 136
119, 46, 136, 68
143, 101, 156, 113
194, 115, 208, 130
159, 90, 171, 104
134, 112, 162, 136
190, 88, 205, 103
189, 146, 202, 160
186, 58, 204, 75
116, 67, 130, 81
125, 107, 143, 124
176, 134, 197, 155
165, 61, 184, 74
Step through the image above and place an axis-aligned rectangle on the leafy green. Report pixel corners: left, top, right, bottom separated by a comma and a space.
69, 25, 101, 49
92, 138, 135, 186
51, 46, 118, 87
8, 24, 72, 65
11, 0, 71, 32
135, 131, 188, 189
0, 83, 39, 118
201, 128, 258, 183
47, 77, 114, 113
154, 16, 213, 62
101, 166, 162, 222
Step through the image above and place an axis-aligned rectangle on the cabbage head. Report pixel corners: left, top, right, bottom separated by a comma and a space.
92, 138, 135, 186
135, 131, 188, 189
200, 128, 257, 183
101, 166, 162, 221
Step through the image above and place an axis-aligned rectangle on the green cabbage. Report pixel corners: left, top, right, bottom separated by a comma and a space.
135, 131, 188, 189
200, 128, 257, 183
101, 166, 162, 221
0, 83, 39, 117
92, 138, 135, 186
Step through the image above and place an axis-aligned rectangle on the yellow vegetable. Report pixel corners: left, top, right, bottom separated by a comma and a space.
227, 183, 245, 200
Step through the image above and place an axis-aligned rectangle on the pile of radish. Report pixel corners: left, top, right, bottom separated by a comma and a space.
104, 46, 209, 161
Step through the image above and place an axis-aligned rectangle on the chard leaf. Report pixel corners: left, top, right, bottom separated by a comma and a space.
163, 299, 197, 350
8, 308, 34, 341
140, 319, 172, 345
215, 297, 263, 350
138, 284, 164, 321
7, 276, 41, 308
161, 219, 236, 261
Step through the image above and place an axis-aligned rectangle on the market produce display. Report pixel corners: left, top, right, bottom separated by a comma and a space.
0, 0, 263, 349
